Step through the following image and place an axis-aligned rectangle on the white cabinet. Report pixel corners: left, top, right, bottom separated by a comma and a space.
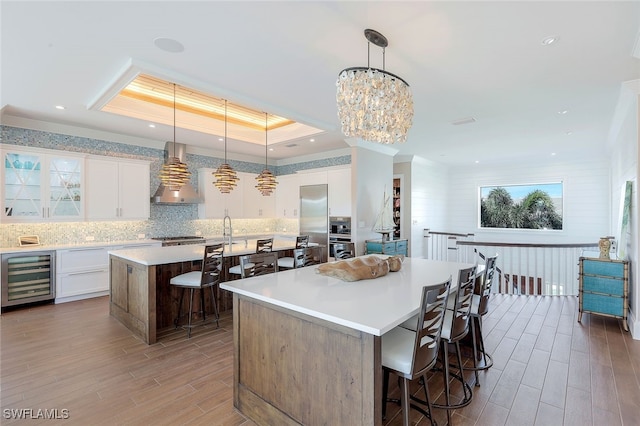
298, 171, 328, 186
85, 157, 150, 220
328, 168, 351, 217
56, 242, 159, 303
275, 174, 299, 218
2, 147, 84, 222
241, 171, 276, 218
198, 168, 243, 218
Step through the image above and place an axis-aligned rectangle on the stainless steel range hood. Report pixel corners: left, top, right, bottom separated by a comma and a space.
151, 142, 202, 204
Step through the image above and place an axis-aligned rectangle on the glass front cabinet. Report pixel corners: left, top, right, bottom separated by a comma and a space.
2, 147, 84, 222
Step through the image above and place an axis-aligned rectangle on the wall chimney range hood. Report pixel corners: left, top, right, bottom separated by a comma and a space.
151, 142, 202, 204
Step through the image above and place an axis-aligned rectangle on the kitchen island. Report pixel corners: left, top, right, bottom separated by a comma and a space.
108, 239, 319, 344
220, 256, 474, 426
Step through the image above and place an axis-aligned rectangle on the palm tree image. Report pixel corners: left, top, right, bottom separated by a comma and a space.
481, 185, 563, 230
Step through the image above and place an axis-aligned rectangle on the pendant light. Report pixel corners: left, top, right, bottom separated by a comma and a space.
336, 29, 414, 144
255, 112, 277, 196
159, 83, 191, 190
213, 99, 239, 193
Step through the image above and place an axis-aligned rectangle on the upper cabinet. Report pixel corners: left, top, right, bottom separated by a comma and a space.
241, 171, 276, 218
2, 147, 84, 222
198, 168, 244, 219
85, 157, 150, 220
327, 168, 352, 217
275, 174, 299, 218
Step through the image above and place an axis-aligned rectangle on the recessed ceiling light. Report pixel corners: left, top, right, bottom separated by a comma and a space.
310, 138, 315, 142
475, 160, 480, 164
451, 117, 476, 126
153, 37, 184, 53
218, 137, 223, 141
541, 36, 559, 46
55, 105, 65, 110
558, 110, 568, 115
566, 131, 573, 136
148, 123, 156, 128
551, 153, 556, 156
269, 148, 274, 152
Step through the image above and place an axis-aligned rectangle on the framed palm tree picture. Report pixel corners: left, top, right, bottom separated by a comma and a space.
479, 182, 563, 230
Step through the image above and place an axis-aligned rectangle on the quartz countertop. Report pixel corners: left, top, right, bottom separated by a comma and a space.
108, 239, 319, 266
221, 257, 476, 336
0, 239, 160, 255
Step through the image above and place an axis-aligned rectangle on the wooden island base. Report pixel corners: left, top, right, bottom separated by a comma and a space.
232, 293, 382, 425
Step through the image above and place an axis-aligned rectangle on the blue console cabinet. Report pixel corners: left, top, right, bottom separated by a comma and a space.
365, 239, 408, 256
578, 257, 629, 331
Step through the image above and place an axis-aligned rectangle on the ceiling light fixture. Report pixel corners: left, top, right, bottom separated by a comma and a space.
55, 105, 65, 110
541, 36, 558, 46
336, 29, 414, 144
255, 112, 278, 196
158, 83, 191, 191
213, 99, 239, 193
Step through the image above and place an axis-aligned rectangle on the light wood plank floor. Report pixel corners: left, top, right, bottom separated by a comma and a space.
1, 294, 638, 425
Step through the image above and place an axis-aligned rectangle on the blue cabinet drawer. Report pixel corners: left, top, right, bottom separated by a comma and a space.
582, 259, 624, 277
581, 275, 624, 296
582, 293, 624, 317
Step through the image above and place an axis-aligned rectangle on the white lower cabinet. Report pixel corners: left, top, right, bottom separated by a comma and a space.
56, 242, 159, 303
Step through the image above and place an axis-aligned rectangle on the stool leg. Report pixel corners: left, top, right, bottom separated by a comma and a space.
210, 285, 220, 327
187, 288, 195, 338
471, 317, 480, 386
455, 341, 471, 402
175, 287, 185, 328
382, 369, 389, 420
420, 373, 436, 426
441, 341, 451, 425
200, 288, 206, 322
400, 377, 410, 426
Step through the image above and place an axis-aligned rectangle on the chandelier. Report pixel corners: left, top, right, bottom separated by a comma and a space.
255, 113, 278, 196
213, 99, 239, 193
336, 29, 414, 144
159, 83, 191, 190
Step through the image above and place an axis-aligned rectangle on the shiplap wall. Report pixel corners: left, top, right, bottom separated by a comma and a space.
444, 159, 610, 244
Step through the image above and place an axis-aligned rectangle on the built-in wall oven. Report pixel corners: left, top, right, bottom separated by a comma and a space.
1, 250, 56, 308
329, 216, 352, 258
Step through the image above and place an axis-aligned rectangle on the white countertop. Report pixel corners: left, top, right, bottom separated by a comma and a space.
0, 239, 160, 255
220, 256, 476, 336
108, 239, 319, 266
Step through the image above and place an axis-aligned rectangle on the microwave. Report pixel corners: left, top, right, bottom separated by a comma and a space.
330, 216, 351, 235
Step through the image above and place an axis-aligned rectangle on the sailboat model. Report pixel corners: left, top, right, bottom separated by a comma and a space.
372, 187, 395, 242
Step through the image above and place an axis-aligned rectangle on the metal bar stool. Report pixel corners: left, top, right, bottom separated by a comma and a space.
170, 243, 223, 338
382, 277, 452, 426
277, 235, 309, 270
228, 237, 273, 277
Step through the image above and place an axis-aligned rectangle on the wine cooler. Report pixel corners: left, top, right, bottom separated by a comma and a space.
1, 251, 56, 308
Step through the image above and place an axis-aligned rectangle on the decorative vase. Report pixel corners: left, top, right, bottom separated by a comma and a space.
598, 237, 611, 259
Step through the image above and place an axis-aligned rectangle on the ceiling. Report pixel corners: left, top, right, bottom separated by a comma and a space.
1, 1, 639, 166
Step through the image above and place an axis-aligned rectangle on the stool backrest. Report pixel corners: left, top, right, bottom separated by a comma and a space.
334, 242, 355, 259
201, 243, 224, 288
256, 238, 273, 253
448, 265, 476, 341
295, 235, 309, 249
412, 277, 451, 376
477, 254, 498, 315
293, 246, 322, 268
240, 252, 278, 278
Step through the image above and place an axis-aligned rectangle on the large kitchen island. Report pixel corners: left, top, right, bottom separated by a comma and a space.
108, 239, 317, 344
220, 256, 474, 426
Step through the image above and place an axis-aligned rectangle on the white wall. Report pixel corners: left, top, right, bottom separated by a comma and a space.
445, 159, 610, 244
608, 80, 639, 338
404, 157, 449, 258
350, 141, 395, 255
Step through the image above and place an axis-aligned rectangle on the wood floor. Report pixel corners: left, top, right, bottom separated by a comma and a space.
1, 294, 638, 425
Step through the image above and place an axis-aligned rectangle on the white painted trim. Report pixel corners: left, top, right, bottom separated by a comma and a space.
628, 307, 639, 340
275, 147, 351, 166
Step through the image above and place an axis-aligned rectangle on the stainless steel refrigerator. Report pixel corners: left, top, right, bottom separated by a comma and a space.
299, 184, 328, 262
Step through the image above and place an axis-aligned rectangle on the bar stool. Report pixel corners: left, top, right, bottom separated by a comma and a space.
433, 265, 476, 424
238, 252, 279, 278
466, 253, 498, 386
228, 237, 273, 277
333, 242, 355, 259
292, 246, 322, 268
169, 243, 223, 338
277, 235, 309, 270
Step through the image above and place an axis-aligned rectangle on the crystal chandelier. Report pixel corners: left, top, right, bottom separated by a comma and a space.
213, 99, 239, 193
255, 113, 278, 196
336, 29, 414, 144
159, 83, 191, 190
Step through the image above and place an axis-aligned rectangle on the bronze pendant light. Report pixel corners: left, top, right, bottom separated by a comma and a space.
255, 112, 277, 196
158, 83, 191, 190
213, 99, 239, 193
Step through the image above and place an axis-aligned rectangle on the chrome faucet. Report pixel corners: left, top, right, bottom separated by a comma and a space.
223, 215, 232, 246
240, 228, 248, 248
